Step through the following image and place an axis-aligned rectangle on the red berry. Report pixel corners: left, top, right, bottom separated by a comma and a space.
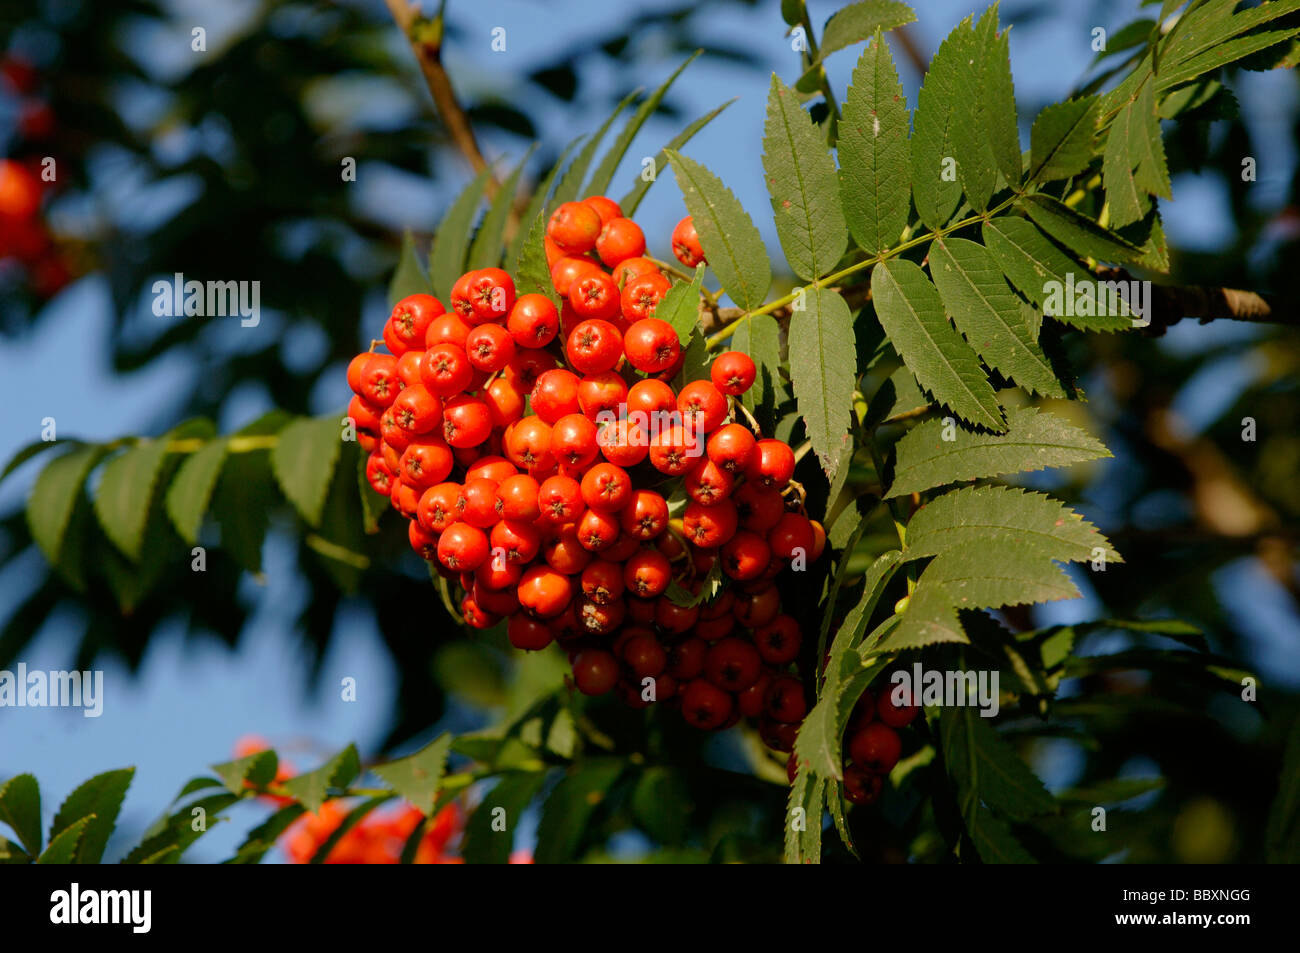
720, 531, 771, 581
848, 722, 901, 774
463, 267, 516, 323
620, 272, 671, 324
504, 416, 555, 474
676, 380, 728, 436
595, 217, 646, 267
458, 477, 503, 528
441, 394, 492, 448
624, 547, 672, 598
551, 413, 599, 468
611, 256, 659, 288
530, 368, 582, 423
626, 378, 677, 418
582, 194, 623, 225
390, 293, 446, 349
508, 614, 554, 651
648, 424, 699, 477
507, 293, 560, 348
876, 690, 920, 728
347, 353, 375, 395
619, 489, 668, 540
704, 637, 762, 692
550, 256, 602, 298
684, 459, 735, 507
359, 353, 401, 406
579, 462, 632, 513
843, 765, 884, 806
706, 423, 757, 473
536, 475, 584, 526
680, 679, 732, 730
576, 507, 620, 552
570, 271, 621, 322
490, 519, 541, 565
365, 451, 395, 495
671, 216, 705, 267
767, 511, 814, 561
682, 500, 738, 548
417, 482, 462, 533
425, 311, 473, 349
542, 522, 592, 575
710, 351, 756, 396
620, 632, 667, 679
420, 343, 473, 397
746, 438, 797, 489
437, 522, 490, 572
517, 564, 574, 618
400, 435, 454, 489
733, 483, 785, 532
547, 201, 603, 254
623, 318, 680, 373
754, 615, 802, 665
566, 319, 623, 375
766, 675, 807, 723
464, 323, 515, 372
573, 649, 619, 695
577, 371, 628, 421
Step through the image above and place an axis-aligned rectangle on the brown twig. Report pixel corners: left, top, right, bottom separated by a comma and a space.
384, 0, 501, 200
1096, 267, 1291, 336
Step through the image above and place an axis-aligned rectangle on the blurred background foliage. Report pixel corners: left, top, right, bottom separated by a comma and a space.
1, 0, 1297, 863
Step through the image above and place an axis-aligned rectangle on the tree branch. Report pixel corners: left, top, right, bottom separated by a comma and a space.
1094, 267, 1291, 336
697, 267, 1292, 340
384, 0, 501, 199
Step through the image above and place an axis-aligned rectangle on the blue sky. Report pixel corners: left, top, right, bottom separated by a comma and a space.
1, 0, 1297, 861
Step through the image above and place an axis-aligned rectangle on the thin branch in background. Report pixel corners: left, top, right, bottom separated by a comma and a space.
384, 0, 503, 201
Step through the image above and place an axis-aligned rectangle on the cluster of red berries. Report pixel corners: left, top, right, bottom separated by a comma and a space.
232, 736, 523, 864
344, 194, 834, 760
833, 688, 918, 805
283, 799, 466, 864
0, 57, 72, 299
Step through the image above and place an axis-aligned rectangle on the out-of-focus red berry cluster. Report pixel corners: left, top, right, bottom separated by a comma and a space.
0, 56, 73, 299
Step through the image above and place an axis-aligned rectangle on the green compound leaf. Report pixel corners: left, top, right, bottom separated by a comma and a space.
0, 774, 42, 857
49, 768, 134, 864
871, 259, 1004, 432
535, 759, 624, 863
1021, 193, 1145, 265
271, 415, 344, 528
788, 287, 856, 481
762, 74, 847, 281
26, 445, 109, 568
281, 745, 362, 815
910, 16, 976, 230
927, 237, 1062, 397
619, 99, 736, 215
887, 406, 1110, 497
429, 169, 491, 301
981, 217, 1132, 331
1027, 95, 1099, 185
820, 1, 917, 58
372, 733, 453, 816
839, 32, 911, 255
389, 228, 433, 306
905, 484, 1119, 565
667, 149, 771, 311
